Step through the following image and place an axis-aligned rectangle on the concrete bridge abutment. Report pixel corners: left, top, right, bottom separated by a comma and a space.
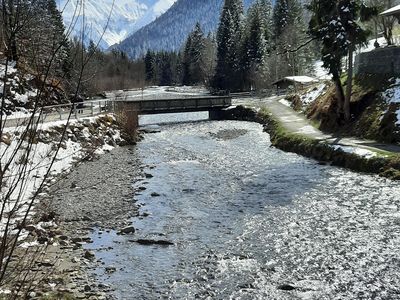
209, 109, 226, 121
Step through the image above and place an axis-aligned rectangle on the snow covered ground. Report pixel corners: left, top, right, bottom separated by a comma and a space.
278, 98, 292, 108
106, 85, 209, 101
332, 145, 377, 159
1, 60, 38, 111
358, 37, 390, 54
0, 115, 122, 240
313, 61, 331, 81
278, 83, 327, 110
300, 83, 327, 106
381, 78, 400, 125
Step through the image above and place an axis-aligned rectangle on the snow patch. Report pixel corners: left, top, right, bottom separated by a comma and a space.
332, 145, 377, 159
279, 99, 292, 108
59, 0, 177, 48
300, 84, 327, 105
313, 61, 331, 80
381, 78, 400, 125
284, 76, 319, 84
297, 125, 319, 135
1, 116, 121, 240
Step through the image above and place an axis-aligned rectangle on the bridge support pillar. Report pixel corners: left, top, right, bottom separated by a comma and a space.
209, 109, 225, 121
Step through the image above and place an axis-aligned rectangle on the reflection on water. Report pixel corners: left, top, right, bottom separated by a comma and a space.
88, 112, 400, 299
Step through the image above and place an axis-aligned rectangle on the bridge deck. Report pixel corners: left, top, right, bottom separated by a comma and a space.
115, 96, 232, 115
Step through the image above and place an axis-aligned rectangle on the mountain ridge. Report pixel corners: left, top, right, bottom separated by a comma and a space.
58, 0, 177, 49
114, 0, 257, 59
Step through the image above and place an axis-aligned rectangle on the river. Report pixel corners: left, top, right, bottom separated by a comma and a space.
86, 112, 400, 299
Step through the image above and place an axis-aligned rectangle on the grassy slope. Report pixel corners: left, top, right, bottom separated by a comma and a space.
256, 107, 400, 180
306, 75, 400, 143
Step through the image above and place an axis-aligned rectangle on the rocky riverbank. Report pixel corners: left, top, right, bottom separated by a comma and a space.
222, 105, 400, 180
28, 146, 144, 299
4, 115, 143, 299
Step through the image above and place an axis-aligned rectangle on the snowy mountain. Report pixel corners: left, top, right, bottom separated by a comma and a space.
57, 0, 177, 49
114, 0, 257, 59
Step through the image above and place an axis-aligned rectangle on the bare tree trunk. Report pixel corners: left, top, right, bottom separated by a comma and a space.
333, 74, 345, 119
382, 17, 394, 46
344, 45, 354, 122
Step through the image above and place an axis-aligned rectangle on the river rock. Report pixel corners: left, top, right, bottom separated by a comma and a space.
151, 192, 160, 197
84, 285, 91, 292
277, 284, 296, 291
130, 239, 174, 246
84, 250, 96, 260
1, 133, 12, 145
118, 226, 135, 235
105, 266, 116, 273
37, 236, 49, 244
82, 237, 93, 243
25, 224, 36, 232
59, 240, 69, 246
72, 237, 83, 243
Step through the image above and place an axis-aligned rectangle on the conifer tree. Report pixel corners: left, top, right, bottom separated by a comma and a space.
144, 50, 156, 83
309, 0, 377, 121
182, 23, 206, 85
159, 52, 174, 86
182, 35, 193, 85
258, 0, 273, 52
18, 0, 71, 79
271, 0, 312, 80
241, 2, 266, 89
189, 23, 206, 84
273, 0, 302, 39
213, 0, 244, 91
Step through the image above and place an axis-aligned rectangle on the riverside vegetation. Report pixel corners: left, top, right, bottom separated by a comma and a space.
223, 105, 400, 180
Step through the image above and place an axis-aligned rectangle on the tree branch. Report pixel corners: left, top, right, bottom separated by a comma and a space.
276, 37, 318, 55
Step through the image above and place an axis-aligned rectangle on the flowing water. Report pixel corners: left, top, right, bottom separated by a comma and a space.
87, 112, 400, 299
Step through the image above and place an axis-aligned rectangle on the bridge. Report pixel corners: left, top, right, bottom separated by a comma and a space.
113, 95, 233, 131
3, 95, 232, 129
114, 95, 231, 114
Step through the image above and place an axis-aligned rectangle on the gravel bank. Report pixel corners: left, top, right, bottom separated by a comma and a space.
45, 146, 141, 230
26, 146, 143, 299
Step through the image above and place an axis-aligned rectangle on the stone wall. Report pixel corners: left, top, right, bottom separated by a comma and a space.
355, 47, 400, 76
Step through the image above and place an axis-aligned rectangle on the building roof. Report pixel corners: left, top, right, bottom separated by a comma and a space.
272, 76, 319, 85
381, 5, 400, 17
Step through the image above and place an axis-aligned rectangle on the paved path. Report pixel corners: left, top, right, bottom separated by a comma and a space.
234, 96, 400, 155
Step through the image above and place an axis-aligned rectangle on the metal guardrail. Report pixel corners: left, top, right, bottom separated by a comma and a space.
4, 99, 115, 128
4, 95, 233, 127
44, 99, 115, 120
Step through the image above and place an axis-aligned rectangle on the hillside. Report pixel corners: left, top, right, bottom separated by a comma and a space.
280, 73, 400, 145
305, 76, 400, 144
115, 0, 256, 59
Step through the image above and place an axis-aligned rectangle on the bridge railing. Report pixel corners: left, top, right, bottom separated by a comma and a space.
130, 96, 232, 113
4, 95, 233, 128
4, 99, 116, 128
